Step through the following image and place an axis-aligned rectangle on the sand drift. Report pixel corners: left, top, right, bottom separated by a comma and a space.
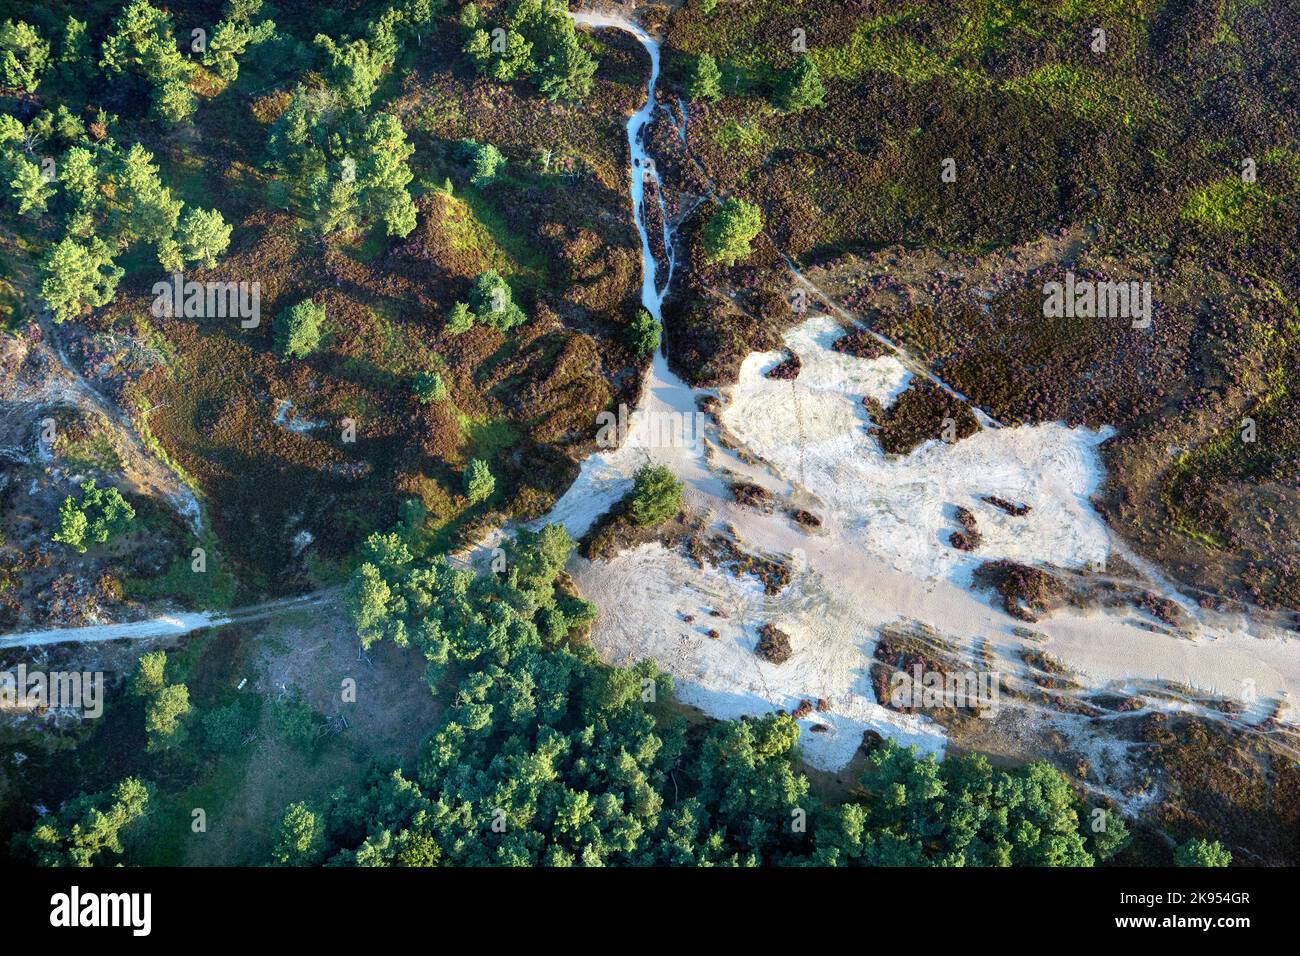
560, 12, 1300, 772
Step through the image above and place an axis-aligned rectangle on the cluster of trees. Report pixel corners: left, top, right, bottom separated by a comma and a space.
460, 0, 598, 102
0, 111, 230, 320
683, 49, 823, 113
345, 520, 593, 662
15, 777, 152, 867
1, 1, 277, 118
267, 95, 417, 238
130, 650, 193, 752
52, 479, 136, 553
445, 270, 529, 334
304, 517, 1162, 866
99, 0, 199, 123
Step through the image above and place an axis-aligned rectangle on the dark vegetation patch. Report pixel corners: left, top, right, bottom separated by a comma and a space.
870, 623, 991, 726
982, 495, 1030, 517
788, 507, 820, 528
973, 559, 1072, 623
863, 379, 980, 455
948, 505, 982, 552
754, 622, 792, 665
832, 326, 888, 360
730, 480, 773, 510
686, 527, 792, 595
973, 558, 1192, 629
1132, 712, 1300, 866
764, 351, 800, 379
661, 212, 796, 386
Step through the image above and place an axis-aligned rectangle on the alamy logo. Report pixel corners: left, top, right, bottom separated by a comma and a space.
50, 886, 151, 936
151, 272, 261, 328
1, 665, 103, 718
889, 664, 999, 717
595, 403, 706, 452
1042, 271, 1152, 329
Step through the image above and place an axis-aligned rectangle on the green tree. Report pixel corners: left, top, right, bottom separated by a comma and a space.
459, 139, 505, 187
700, 197, 762, 267
52, 498, 89, 552
1088, 808, 1132, 862
464, 458, 495, 504
130, 650, 168, 698
144, 683, 192, 750
58, 146, 100, 218
537, 29, 596, 102
274, 300, 324, 360
778, 56, 825, 112
99, 0, 196, 122
1175, 838, 1232, 867
175, 207, 231, 268
202, 0, 276, 82
347, 562, 403, 650
273, 802, 326, 865
109, 144, 182, 258
309, 162, 361, 236
468, 270, 526, 330
8, 156, 54, 216
39, 237, 123, 323
54, 17, 92, 88
359, 113, 417, 237
628, 464, 683, 526
464, 26, 534, 82
446, 301, 474, 334
314, 34, 386, 111
0, 20, 50, 92
51, 479, 136, 552
413, 370, 448, 404
274, 696, 322, 753
203, 701, 255, 753
688, 53, 722, 103
627, 308, 660, 356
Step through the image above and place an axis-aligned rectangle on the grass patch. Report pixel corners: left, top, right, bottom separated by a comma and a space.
1002, 65, 1159, 127
1181, 177, 1268, 233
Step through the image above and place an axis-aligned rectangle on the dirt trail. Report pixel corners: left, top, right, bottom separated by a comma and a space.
0, 588, 341, 649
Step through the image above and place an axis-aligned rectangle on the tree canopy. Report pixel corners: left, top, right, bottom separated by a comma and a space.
700, 197, 763, 267
274, 300, 325, 360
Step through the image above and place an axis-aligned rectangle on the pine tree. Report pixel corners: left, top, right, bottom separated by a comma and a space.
778, 56, 825, 112
688, 53, 723, 103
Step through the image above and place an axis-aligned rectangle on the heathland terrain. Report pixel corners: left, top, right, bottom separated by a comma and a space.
0, 0, 1296, 868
